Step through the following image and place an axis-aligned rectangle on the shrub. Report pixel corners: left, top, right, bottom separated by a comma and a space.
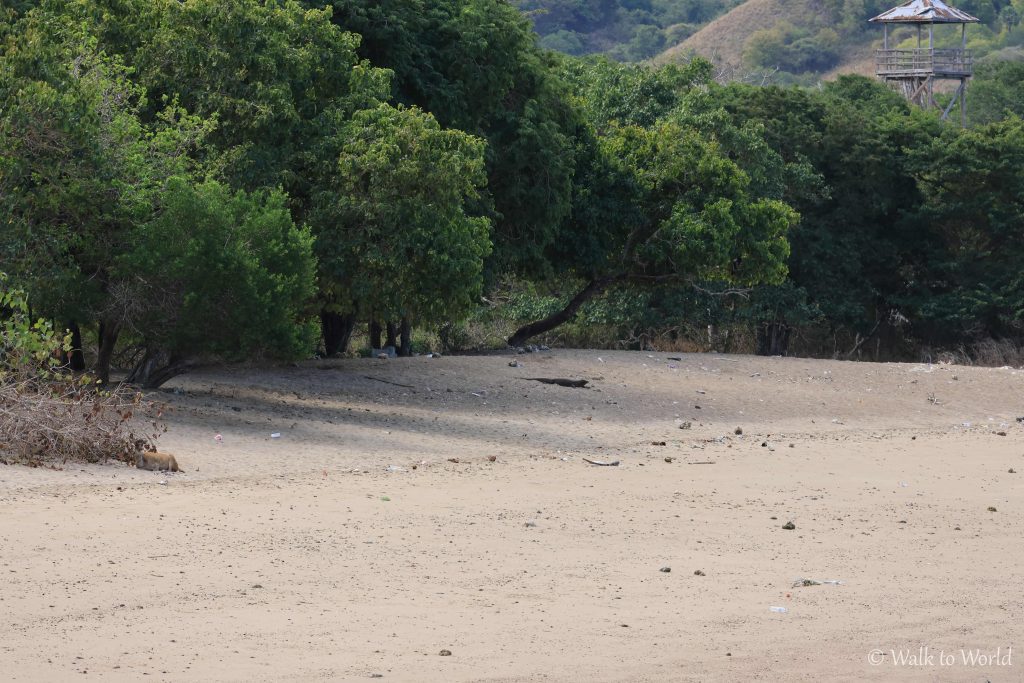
0, 277, 162, 466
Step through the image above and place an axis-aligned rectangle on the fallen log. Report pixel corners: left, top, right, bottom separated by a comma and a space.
524, 377, 589, 388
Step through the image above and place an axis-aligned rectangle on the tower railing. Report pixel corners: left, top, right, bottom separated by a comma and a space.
875, 48, 973, 77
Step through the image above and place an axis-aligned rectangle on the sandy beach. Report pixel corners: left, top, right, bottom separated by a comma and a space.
1, 350, 1021, 681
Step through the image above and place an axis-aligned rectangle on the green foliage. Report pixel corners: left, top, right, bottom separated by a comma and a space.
325, 0, 580, 275
970, 59, 1024, 125
122, 0, 392, 195
0, 276, 69, 381
313, 104, 492, 322
0, 10, 207, 327
743, 22, 840, 74
513, 0, 736, 60
903, 117, 1024, 338
119, 178, 318, 364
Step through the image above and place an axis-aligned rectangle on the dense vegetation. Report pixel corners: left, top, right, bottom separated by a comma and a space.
3, 0, 1024, 392
513, 0, 741, 59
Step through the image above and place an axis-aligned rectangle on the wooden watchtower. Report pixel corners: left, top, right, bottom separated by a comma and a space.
870, 0, 978, 126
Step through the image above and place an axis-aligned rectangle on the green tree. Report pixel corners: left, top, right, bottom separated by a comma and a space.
902, 117, 1024, 342
508, 113, 796, 345
324, 0, 580, 275
312, 104, 492, 353
0, 9, 214, 381
706, 77, 937, 354
118, 178, 317, 387
970, 60, 1024, 126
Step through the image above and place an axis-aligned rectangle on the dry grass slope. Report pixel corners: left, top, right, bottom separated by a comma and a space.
654, 0, 879, 81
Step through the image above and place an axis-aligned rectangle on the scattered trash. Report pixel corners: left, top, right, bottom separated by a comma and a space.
664, 457, 674, 463
508, 360, 521, 368
270, 433, 281, 439
380, 496, 391, 502
158, 480, 167, 486
899, 481, 909, 488
651, 441, 666, 446
386, 465, 405, 473
696, 390, 706, 395
782, 521, 796, 530
582, 457, 620, 466
214, 433, 223, 443
769, 606, 789, 614
659, 566, 671, 573
792, 578, 843, 587
439, 649, 452, 657
524, 520, 537, 528
688, 461, 716, 465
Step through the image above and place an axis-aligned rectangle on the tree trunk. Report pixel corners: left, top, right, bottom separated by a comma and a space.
369, 321, 383, 350
399, 317, 412, 357
65, 321, 86, 371
508, 275, 621, 348
385, 321, 398, 349
756, 320, 790, 356
321, 310, 356, 356
125, 348, 192, 388
95, 319, 121, 385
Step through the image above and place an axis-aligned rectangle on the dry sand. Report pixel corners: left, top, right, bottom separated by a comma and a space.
1, 350, 1022, 682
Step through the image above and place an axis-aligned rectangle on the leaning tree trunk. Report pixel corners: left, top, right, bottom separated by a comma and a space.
508, 275, 621, 348
125, 348, 192, 389
399, 317, 412, 357
95, 319, 121, 386
321, 310, 356, 356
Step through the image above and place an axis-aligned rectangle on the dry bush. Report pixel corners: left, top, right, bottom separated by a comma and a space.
0, 376, 164, 466
969, 338, 1024, 367
1, 276, 164, 466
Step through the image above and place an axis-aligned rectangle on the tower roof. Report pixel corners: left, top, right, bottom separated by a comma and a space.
869, 0, 979, 23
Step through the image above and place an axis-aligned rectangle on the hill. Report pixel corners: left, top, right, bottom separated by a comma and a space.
518, 0, 1015, 83
652, 0, 881, 81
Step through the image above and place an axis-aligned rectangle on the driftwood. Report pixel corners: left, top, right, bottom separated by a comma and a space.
524, 377, 589, 388
363, 375, 415, 389
582, 457, 620, 466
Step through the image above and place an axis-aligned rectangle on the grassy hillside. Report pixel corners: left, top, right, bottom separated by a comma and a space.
652, 0, 1024, 82
517, 0, 1024, 82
